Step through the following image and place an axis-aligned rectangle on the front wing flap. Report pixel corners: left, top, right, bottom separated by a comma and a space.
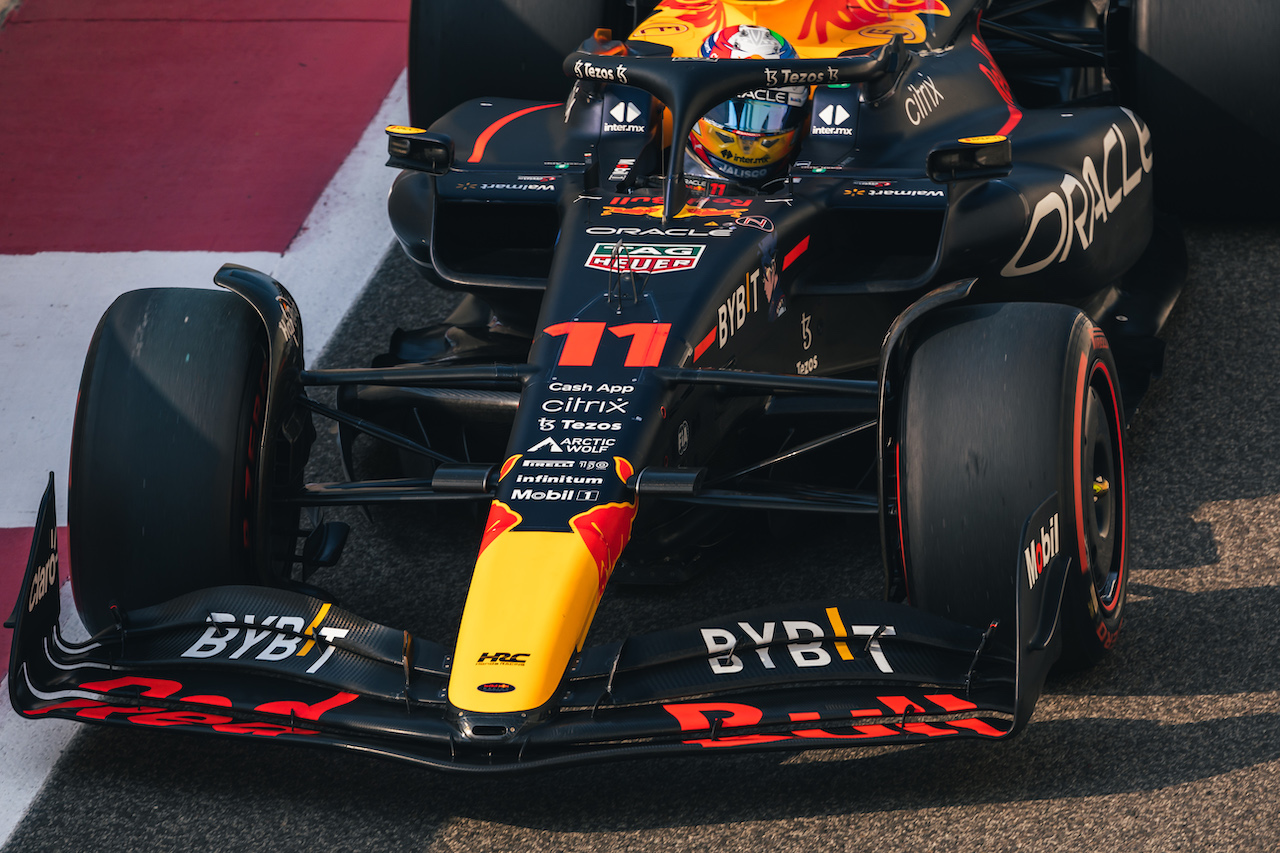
10, 481, 1024, 773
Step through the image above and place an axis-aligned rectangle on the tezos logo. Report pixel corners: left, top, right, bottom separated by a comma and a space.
574, 59, 627, 84
764, 66, 837, 86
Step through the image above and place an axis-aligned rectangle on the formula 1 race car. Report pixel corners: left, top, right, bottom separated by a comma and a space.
7, 0, 1261, 771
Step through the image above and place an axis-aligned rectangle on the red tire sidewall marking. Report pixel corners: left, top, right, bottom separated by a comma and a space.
1072, 333, 1126, 617
895, 441, 909, 600
1092, 357, 1126, 616
1072, 350, 1090, 581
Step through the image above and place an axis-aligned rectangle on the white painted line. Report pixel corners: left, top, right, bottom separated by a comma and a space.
0, 71, 407, 529
0, 250, 281, 528
0, 71, 408, 840
276, 68, 406, 368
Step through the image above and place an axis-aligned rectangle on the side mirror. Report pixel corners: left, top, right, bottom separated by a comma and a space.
927, 135, 1012, 183
386, 126, 453, 175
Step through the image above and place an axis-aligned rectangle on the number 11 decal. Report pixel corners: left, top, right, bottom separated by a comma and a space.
543, 322, 672, 367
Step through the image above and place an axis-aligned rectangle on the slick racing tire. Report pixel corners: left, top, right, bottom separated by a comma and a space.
408, 0, 638, 129
896, 302, 1127, 670
70, 289, 279, 636
1118, 0, 1280, 215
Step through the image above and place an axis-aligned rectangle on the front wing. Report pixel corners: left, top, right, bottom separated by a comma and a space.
9, 479, 1038, 773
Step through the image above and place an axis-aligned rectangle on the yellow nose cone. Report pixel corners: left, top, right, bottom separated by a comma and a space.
449, 530, 602, 713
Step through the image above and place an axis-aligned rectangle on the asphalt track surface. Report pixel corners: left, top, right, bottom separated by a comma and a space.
3, 217, 1279, 852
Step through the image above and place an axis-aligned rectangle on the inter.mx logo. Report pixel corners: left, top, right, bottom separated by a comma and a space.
585, 243, 704, 274
606, 102, 644, 132
817, 104, 849, 125
813, 103, 852, 136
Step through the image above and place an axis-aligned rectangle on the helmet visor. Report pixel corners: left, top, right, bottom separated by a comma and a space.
705, 93, 805, 134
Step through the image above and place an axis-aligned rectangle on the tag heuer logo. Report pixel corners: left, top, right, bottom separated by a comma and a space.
585, 243, 704, 274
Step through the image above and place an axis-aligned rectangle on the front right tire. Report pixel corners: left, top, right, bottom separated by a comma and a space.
896, 302, 1127, 669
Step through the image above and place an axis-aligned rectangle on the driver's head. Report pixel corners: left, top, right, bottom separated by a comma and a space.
688, 25, 807, 185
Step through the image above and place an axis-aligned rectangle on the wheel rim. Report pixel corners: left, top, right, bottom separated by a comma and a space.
1081, 366, 1124, 611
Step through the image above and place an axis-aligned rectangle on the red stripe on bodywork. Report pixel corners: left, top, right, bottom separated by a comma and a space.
467, 103, 561, 163
570, 501, 638, 596
478, 501, 522, 556
925, 693, 978, 712
783, 235, 810, 270
972, 34, 1023, 136
693, 328, 716, 361
948, 718, 1008, 737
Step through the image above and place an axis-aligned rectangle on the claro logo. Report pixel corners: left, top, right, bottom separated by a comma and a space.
27, 528, 57, 612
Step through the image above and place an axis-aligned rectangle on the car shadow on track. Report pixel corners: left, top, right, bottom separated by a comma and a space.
13, 697, 1279, 851
1123, 220, 1280, 574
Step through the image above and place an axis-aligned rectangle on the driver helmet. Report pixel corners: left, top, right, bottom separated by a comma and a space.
688, 25, 808, 185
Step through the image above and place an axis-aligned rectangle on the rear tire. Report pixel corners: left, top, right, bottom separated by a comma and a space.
896, 303, 1127, 668
989, 1, 1279, 216
1118, 0, 1280, 215
70, 289, 276, 636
